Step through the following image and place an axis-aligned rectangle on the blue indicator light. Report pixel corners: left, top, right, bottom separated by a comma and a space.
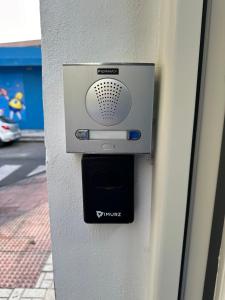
128, 130, 141, 140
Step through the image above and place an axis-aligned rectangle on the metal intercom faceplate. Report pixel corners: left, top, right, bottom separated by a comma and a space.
63, 63, 155, 154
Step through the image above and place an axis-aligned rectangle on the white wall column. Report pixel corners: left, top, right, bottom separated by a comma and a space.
40, 1, 161, 300
40, 0, 203, 299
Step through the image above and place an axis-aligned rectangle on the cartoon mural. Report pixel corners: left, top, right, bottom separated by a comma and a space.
0, 72, 26, 122
8, 92, 25, 120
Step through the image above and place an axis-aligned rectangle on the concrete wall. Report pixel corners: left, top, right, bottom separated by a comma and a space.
40, 0, 203, 299
40, 1, 161, 300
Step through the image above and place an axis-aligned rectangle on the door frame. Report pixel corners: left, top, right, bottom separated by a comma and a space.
179, 0, 225, 298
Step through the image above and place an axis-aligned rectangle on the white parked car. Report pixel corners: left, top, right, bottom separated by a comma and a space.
0, 116, 21, 144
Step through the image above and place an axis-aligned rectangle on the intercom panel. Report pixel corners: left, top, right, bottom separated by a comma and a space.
63, 63, 155, 154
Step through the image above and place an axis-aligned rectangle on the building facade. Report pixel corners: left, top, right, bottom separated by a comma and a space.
0, 45, 43, 130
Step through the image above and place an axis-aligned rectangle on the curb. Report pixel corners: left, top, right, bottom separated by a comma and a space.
20, 137, 44, 142
20, 130, 45, 142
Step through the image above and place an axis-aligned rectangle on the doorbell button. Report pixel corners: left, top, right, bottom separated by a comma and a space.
128, 130, 141, 140
75, 129, 89, 140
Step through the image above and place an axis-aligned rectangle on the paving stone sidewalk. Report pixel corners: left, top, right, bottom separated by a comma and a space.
0, 174, 55, 300
0, 254, 55, 300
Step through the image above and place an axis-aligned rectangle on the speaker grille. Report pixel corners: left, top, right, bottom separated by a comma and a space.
86, 78, 132, 126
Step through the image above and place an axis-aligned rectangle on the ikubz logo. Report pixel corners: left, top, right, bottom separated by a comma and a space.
96, 211, 122, 218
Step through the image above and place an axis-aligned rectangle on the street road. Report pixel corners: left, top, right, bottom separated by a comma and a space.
0, 141, 46, 187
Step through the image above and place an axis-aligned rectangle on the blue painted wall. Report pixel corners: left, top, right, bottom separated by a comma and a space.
0, 47, 41, 66
22, 67, 43, 129
0, 47, 43, 130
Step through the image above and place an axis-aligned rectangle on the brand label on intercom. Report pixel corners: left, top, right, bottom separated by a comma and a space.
97, 68, 119, 75
96, 210, 122, 218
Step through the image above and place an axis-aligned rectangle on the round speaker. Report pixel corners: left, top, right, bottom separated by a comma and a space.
86, 78, 132, 126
